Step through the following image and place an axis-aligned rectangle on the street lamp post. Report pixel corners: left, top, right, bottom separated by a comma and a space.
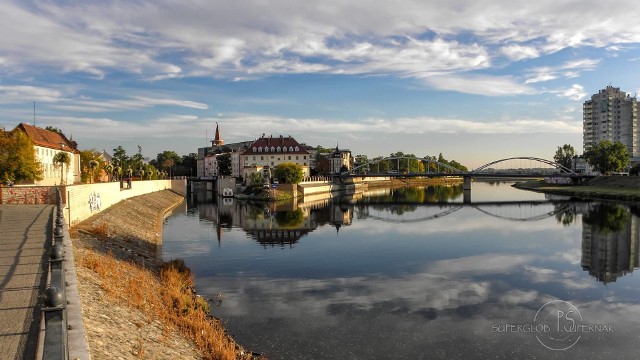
138, 144, 142, 180
59, 143, 65, 185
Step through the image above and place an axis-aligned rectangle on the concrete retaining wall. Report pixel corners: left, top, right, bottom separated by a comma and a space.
297, 182, 338, 196
62, 179, 186, 227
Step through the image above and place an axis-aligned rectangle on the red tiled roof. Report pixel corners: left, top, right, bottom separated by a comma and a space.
14, 123, 80, 153
242, 135, 310, 155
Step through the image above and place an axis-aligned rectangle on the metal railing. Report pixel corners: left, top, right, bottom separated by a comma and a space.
41, 187, 69, 360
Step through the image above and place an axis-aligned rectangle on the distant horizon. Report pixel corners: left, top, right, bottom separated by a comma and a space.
2, 1, 639, 169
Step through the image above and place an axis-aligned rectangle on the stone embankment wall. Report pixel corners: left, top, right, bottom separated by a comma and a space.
0, 186, 57, 204
1, 180, 186, 227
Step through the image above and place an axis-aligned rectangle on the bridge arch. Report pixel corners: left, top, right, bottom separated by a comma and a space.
471, 157, 575, 175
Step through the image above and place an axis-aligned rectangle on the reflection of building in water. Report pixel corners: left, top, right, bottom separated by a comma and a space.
581, 214, 640, 283
243, 206, 315, 247
192, 192, 356, 247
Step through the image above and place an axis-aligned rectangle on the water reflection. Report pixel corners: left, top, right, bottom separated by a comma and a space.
162, 184, 640, 358
581, 203, 640, 283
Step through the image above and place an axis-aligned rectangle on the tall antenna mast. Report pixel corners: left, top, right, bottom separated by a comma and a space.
33, 102, 36, 126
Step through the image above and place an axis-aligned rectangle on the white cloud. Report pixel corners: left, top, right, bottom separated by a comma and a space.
422, 74, 536, 96
0, 85, 65, 103
426, 254, 534, 276
49, 96, 208, 112
525, 58, 600, 84
2, 0, 637, 84
500, 44, 540, 61
548, 84, 588, 101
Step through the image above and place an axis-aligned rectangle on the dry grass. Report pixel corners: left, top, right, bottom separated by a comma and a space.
78, 251, 239, 360
89, 222, 110, 238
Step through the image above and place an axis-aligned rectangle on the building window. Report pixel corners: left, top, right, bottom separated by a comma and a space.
261, 156, 264, 160
304, 162, 307, 166
303, 156, 307, 159
253, 147, 257, 152
289, 146, 293, 151
258, 147, 262, 152
295, 146, 299, 151
271, 162, 274, 166
277, 146, 281, 152
271, 146, 275, 152
253, 156, 256, 160
283, 147, 287, 152
288, 156, 291, 160
277, 158, 280, 161
271, 156, 274, 159
296, 156, 299, 160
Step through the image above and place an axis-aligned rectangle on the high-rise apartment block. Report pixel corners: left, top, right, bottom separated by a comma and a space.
583, 86, 639, 161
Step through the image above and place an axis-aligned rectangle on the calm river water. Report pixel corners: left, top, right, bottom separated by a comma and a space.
162, 181, 640, 359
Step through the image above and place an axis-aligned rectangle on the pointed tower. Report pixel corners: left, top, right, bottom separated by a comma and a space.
212, 123, 224, 147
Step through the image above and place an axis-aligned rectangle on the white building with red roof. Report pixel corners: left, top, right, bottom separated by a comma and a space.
13, 123, 81, 185
240, 134, 311, 179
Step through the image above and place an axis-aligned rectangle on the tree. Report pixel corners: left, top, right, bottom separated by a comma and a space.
247, 172, 265, 189
583, 140, 630, 174
0, 130, 43, 183
553, 144, 576, 170
45, 126, 64, 135
112, 146, 129, 171
273, 162, 304, 184
314, 154, 330, 175
80, 149, 102, 183
217, 153, 231, 176
88, 160, 99, 183
53, 152, 71, 185
181, 153, 198, 177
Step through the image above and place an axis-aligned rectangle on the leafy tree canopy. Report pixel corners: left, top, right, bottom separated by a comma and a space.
273, 162, 304, 184
553, 144, 576, 170
217, 153, 232, 176
583, 140, 630, 174
0, 130, 43, 183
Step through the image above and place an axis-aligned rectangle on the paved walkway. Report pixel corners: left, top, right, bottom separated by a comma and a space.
0, 205, 52, 360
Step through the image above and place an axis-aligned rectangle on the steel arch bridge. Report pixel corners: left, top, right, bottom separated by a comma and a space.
346, 156, 576, 177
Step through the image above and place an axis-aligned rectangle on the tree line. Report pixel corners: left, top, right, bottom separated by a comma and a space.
554, 140, 638, 175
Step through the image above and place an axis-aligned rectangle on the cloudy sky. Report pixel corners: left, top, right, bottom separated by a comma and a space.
2, 0, 640, 168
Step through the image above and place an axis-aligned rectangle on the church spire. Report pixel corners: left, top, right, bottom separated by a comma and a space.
213, 122, 224, 146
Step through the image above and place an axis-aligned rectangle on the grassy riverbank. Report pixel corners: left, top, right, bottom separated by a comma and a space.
71, 190, 259, 359
514, 176, 640, 202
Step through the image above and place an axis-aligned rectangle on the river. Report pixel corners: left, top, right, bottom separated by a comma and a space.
162, 181, 640, 359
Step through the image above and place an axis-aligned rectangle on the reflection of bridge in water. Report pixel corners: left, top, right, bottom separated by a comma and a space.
363, 201, 576, 223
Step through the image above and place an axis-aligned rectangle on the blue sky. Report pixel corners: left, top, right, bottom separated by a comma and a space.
1, 0, 640, 168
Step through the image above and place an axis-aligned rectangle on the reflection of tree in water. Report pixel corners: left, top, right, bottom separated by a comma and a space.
424, 184, 463, 202
554, 204, 576, 226
363, 185, 463, 204
275, 208, 304, 228
583, 203, 629, 234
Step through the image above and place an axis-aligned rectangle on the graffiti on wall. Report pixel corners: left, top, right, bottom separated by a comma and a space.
88, 191, 102, 212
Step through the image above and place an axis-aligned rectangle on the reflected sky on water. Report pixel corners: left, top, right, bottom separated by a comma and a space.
162, 181, 640, 359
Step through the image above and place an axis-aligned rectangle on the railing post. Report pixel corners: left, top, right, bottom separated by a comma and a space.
42, 187, 69, 360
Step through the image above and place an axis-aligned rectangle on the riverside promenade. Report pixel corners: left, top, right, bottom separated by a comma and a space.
0, 204, 52, 360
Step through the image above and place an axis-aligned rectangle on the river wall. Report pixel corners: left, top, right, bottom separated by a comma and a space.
1, 180, 186, 227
